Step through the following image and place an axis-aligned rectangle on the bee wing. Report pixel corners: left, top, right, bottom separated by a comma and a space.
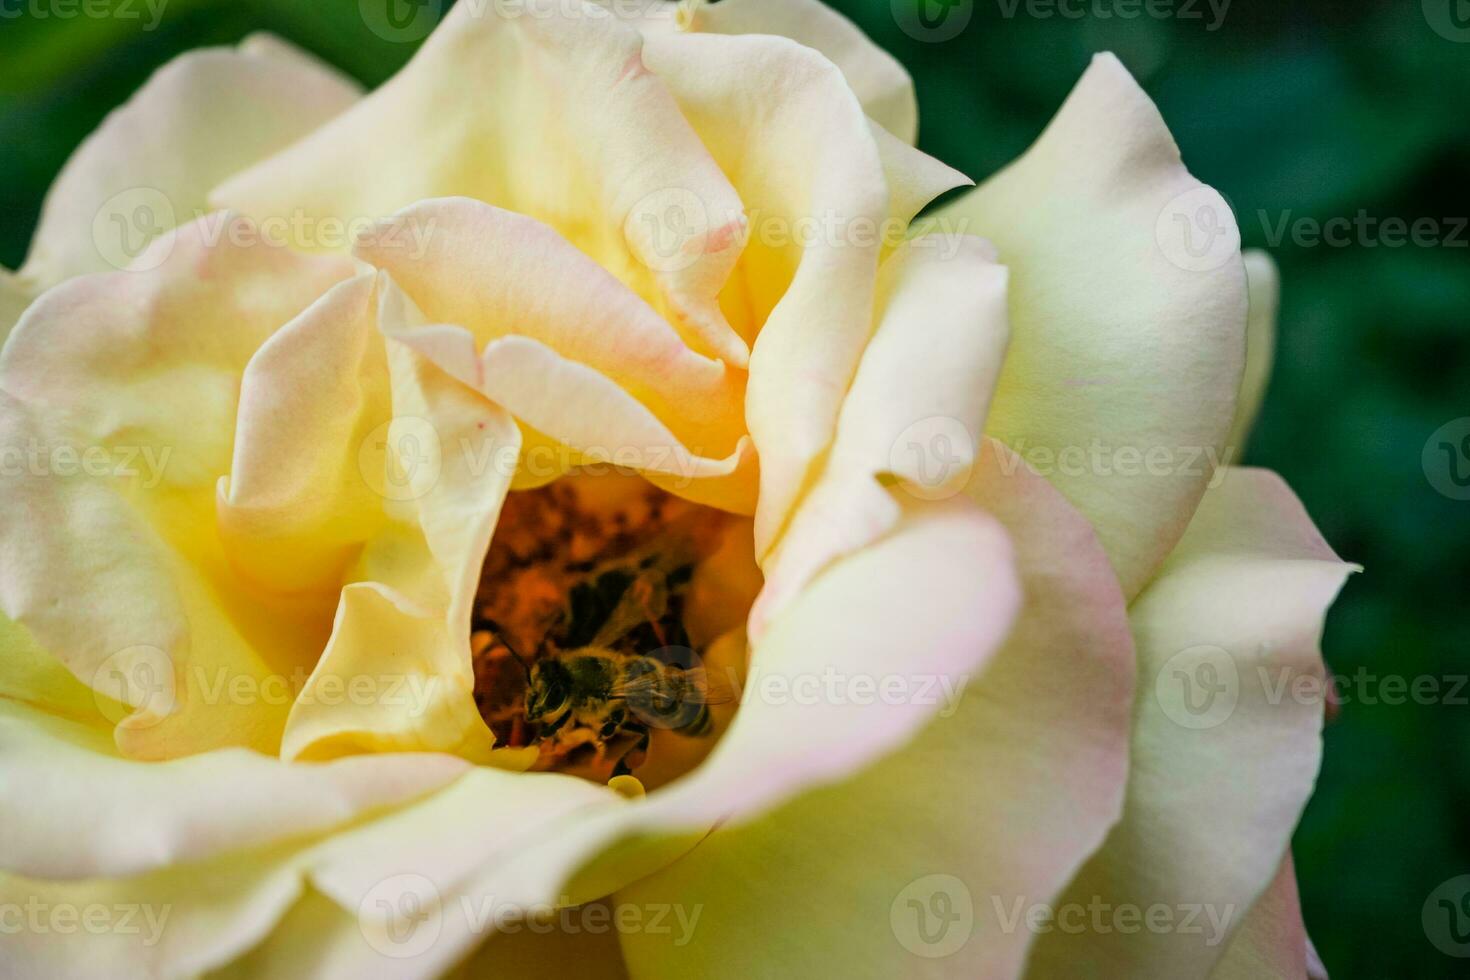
590, 572, 669, 648
689, 666, 741, 706
607, 666, 740, 706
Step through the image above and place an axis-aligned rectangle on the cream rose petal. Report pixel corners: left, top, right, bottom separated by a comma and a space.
0, 727, 620, 979
211, 1, 749, 367
1227, 249, 1281, 453
0, 702, 467, 881
279, 323, 521, 764
4, 35, 358, 301
216, 272, 391, 595
208, 886, 633, 980
923, 53, 1249, 599
353, 198, 747, 458
0, 218, 355, 758
0, 848, 308, 980
637, 29, 964, 554
1025, 467, 1356, 977
1209, 856, 1327, 980
675, 0, 919, 143
616, 441, 1133, 979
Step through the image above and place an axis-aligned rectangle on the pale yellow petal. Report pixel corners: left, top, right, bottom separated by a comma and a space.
354, 198, 746, 457
753, 233, 1009, 628
216, 273, 391, 595
0, 701, 466, 881
638, 30, 889, 554
0, 218, 355, 757
677, 0, 919, 143
924, 53, 1249, 598
212, 3, 749, 366
1026, 468, 1356, 977
15, 37, 358, 288
281, 331, 520, 763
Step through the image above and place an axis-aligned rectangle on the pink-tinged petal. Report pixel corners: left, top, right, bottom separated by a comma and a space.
924, 53, 1249, 599
1026, 468, 1356, 977
354, 199, 747, 457
212, 3, 748, 367
12, 36, 358, 290
677, 0, 919, 143
617, 441, 1133, 978
1210, 856, 1324, 980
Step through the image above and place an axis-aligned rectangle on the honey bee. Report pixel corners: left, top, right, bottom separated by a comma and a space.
486, 524, 736, 776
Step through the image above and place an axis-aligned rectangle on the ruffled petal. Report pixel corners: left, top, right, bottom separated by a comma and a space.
638, 29, 916, 553
752, 234, 1009, 631
212, 2, 749, 367
216, 273, 391, 595
354, 198, 747, 458
1026, 467, 1356, 977
923, 53, 1249, 598
10, 36, 357, 290
0, 218, 355, 757
0, 737, 621, 979
1227, 250, 1281, 454
676, 0, 919, 143
617, 441, 1133, 978
280, 325, 521, 764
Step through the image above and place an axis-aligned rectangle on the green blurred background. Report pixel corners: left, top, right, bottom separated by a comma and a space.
1, 0, 1465, 975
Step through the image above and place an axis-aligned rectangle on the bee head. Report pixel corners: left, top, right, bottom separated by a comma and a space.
525, 658, 572, 723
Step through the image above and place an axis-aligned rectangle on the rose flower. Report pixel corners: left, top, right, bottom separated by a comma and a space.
0, 1, 1352, 977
